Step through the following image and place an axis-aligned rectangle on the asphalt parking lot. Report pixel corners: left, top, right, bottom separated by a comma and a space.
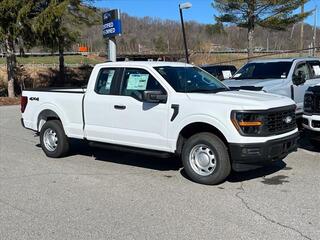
0, 105, 319, 240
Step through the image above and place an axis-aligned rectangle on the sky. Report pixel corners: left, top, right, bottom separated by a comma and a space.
93, 0, 319, 27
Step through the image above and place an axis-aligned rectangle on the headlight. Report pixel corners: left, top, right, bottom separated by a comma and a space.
231, 111, 264, 136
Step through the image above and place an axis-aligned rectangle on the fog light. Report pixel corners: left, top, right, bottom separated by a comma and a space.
312, 120, 320, 128
242, 147, 261, 156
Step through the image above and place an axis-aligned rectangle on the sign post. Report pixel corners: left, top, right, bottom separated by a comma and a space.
102, 9, 122, 62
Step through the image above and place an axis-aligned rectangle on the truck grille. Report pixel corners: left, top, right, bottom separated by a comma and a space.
305, 93, 320, 114
266, 108, 296, 134
316, 97, 320, 113
304, 87, 320, 114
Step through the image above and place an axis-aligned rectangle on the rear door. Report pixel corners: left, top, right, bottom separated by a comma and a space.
84, 67, 121, 142
107, 67, 171, 151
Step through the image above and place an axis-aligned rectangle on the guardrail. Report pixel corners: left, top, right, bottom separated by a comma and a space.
0, 50, 313, 58
0, 52, 86, 57
208, 47, 320, 65
0, 63, 94, 68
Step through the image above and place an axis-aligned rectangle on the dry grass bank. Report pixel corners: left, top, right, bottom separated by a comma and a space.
0, 65, 93, 97
0, 97, 20, 106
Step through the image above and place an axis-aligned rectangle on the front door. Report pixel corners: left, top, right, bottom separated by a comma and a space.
108, 67, 170, 151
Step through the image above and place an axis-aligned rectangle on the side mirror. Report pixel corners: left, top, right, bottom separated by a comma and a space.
293, 71, 306, 86
143, 90, 167, 104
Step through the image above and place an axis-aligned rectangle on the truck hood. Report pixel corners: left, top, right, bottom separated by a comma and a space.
187, 90, 295, 110
223, 78, 283, 90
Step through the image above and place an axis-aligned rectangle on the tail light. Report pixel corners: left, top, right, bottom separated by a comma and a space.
21, 96, 28, 113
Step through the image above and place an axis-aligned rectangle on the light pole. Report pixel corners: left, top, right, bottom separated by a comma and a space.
312, 6, 317, 56
179, 2, 192, 63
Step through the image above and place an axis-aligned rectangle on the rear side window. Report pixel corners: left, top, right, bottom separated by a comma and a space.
293, 63, 311, 80
121, 68, 165, 97
95, 68, 117, 95
307, 61, 320, 79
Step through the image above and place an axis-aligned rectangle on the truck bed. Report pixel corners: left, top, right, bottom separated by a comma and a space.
25, 87, 86, 94
22, 87, 86, 139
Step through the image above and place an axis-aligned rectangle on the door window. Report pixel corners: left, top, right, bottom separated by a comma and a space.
121, 68, 165, 99
307, 61, 320, 79
95, 68, 117, 95
293, 63, 311, 80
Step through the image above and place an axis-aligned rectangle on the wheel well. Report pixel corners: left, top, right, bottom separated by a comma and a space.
176, 122, 228, 156
37, 110, 61, 132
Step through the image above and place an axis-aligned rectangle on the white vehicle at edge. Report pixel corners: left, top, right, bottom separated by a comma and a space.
303, 84, 320, 145
223, 57, 320, 116
21, 61, 299, 185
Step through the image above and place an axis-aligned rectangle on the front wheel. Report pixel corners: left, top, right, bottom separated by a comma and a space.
181, 132, 231, 185
40, 120, 69, 158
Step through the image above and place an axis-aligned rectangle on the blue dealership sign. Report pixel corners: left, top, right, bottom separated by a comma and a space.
102, 9, 122, 38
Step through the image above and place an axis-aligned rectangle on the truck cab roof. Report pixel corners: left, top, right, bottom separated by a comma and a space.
95, 61, 194, 68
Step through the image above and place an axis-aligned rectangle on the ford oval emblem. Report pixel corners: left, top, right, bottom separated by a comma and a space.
103, 12, 111, 20
284, 116, 293, 124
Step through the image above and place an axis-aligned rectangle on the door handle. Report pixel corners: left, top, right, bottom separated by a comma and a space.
114, 105, 126, 110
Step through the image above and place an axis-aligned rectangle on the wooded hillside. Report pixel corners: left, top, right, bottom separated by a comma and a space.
81, 11, 319, 54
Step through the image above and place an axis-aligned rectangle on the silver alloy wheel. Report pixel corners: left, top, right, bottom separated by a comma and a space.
189, 144, 216, 176
43, 128, 58, 152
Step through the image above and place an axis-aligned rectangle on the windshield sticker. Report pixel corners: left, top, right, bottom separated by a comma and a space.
105, 70, 115, 89
233, 73, 241, 78
127, 74, 149, 90
313, 65, 320, 76
281, 74, 286, 78
222, 70, 232, 79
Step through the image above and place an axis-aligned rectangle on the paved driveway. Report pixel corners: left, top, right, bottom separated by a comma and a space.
0, 106, 319, 240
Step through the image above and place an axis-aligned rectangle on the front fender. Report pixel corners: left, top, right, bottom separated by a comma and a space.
169, 114, 239, 150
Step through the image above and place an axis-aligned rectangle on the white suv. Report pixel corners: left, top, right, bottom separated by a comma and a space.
303, 84, 320, 145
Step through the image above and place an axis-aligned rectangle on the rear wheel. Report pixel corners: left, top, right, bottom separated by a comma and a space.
181, 132, 231, 185
40, 120, 69, 158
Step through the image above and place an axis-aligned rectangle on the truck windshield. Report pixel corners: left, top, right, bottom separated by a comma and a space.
154, 66, 229, 93
233, 62, 293, 80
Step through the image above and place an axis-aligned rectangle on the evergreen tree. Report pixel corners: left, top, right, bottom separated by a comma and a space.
213, 0, 311, 57
0, 0, 43, 97
34, 0, 97, 85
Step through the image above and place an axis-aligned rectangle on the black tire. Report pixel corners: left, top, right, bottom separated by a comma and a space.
181, 132, 231, 185
310, 139, 320, 148
40, 120, 69, 158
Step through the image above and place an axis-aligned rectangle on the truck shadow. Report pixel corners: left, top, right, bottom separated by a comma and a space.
68, 139, 182, 171
226, 160, 287, 183
179, 160, 287, 184
298, 133, 320, 153
64, 139, 288, 182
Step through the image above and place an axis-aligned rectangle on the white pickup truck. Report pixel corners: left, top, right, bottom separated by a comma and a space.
21, 61, 299, 185
224, 57, 320, 116
303, 84, 320, 146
